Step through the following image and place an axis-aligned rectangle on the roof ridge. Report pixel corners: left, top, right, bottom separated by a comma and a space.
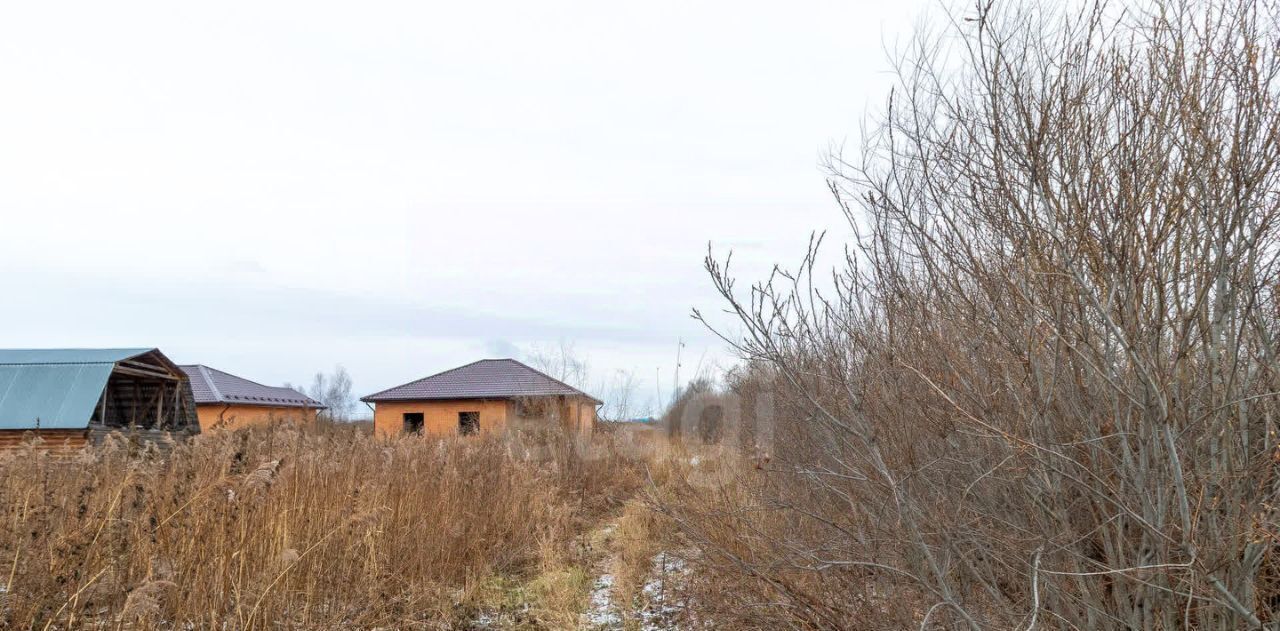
1, 347, 151, 352
360, 358, 488, 401
0, 348, 154, 366
499, 358, 599, 401
197, 365, 226, 402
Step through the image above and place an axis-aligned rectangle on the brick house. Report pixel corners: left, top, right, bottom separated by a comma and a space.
361, 359, 600, 437
181, 365, 324, 432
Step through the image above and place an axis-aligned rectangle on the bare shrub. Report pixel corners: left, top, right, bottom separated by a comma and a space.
661, 0, 1280, 628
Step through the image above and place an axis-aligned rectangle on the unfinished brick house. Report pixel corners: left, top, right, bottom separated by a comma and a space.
361, 359, 600, 437
181, 365, 324, 432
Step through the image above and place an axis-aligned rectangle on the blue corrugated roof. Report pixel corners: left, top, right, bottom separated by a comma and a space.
0, 349, 152, 366
0, 364, 116, 429
0, 348, 154, 430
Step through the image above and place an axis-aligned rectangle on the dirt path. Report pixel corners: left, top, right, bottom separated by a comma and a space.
579, 523, 688, 630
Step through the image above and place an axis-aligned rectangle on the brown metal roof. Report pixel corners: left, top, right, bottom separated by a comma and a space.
180, 365, 325, 409
361, 358, 602, 404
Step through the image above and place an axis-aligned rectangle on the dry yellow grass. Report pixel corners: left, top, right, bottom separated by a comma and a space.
0, 424, 661, 629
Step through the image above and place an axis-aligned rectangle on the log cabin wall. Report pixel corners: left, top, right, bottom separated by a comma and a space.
0, 429, 90, 451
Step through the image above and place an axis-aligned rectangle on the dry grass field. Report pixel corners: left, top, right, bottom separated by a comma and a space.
4, 0, 1278, 628
0, 424, 713, 630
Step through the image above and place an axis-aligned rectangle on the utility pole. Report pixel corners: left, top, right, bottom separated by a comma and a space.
672, 338, 684, 403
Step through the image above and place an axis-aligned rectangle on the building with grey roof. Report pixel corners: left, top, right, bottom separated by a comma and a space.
362, 358, 601, 437
180, 365, 324, 431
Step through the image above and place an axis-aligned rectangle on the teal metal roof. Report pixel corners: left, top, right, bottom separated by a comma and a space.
0, 349, 152, 366
0, 348, 153, 430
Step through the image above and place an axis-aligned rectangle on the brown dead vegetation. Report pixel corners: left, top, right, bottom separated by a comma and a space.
650, 0, 1280, 627
0, 424, 658, 629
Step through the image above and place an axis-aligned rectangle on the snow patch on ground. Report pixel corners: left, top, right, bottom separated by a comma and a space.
582, 572, 624, 628
635, 552, 690, 630
581, 549, 692, 630
471, 609, 498, 628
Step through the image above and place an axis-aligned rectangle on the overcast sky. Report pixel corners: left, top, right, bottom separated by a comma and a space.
0, 0, 929, 415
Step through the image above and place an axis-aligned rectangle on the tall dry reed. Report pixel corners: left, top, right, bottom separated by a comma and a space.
0, 424, 651, 629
